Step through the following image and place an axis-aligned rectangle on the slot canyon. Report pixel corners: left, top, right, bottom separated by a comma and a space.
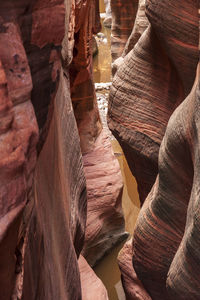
0, 0, 199, 299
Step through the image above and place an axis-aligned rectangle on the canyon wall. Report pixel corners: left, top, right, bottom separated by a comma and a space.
110, 0, 138, 63
0, 0, 115, 299
108, 0, 199, 203
0, 0, 87, 299
69, 0, 127, 266
109, 0, 200, 299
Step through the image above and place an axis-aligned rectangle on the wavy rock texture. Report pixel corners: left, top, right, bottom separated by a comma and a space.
112, 0, 149, 74
108, 0, 199, 203
122, 0, 148, 58
118, 239, 152, 300
70, 0, 126, 265
110, 0, 138, 62
82, 130, 128, 266
132, 67, 200, 299
0, 0, 108, 299
0, 0, 88, 299
79, 255, 109, 300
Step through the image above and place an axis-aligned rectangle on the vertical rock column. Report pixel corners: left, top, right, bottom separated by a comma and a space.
0, 14, 39, 300
21, 0, 88, 299
69, 0, 127, 266
110, 0, 138, 63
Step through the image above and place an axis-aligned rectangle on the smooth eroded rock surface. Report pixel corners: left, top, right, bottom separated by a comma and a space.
82, 130, 128, 266
108, 0, 199, 203
70, 0, 126, 265
22, 70, 87, 300
79, 255, 109, 300
118, 239, 152, 300
110, 0, 138, 62
132, 66, 200, 299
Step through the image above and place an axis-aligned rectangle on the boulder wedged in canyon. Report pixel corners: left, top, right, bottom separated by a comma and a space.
82, 129, 128, 266
108, 0, 199, 203
118, 239, 152, 300
79, 255, 109, 300
70, 0, 126, 265
131, 66, 200, 299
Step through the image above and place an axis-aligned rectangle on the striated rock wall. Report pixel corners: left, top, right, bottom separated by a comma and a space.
22, 68, 87, 299
108, 0, 199, 203
110, 0, 138, 63
112, 0, 200, 299
0, 0, 115, 299
112, 0, 148, 74
0, 5, 39, 298
82, 130, 127, 266
69, 0, 127, 266
0, 0, 88, 299
118, 239, 152, 300
132, 64, 200, 299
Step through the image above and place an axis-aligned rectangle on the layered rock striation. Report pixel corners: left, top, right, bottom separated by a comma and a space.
108, 0, 199, 203
70, 0, 127, 266
113, 0, 200, 299
110, 0, 138, 63
0, 0, 118, 299
132, 65, 200, 299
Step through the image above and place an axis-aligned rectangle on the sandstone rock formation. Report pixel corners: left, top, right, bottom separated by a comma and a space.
108, 0, 199, 203
112, 0, 200, 299
111, 0, 148, 74
82, 129, 128, 266
79, 255, 109, 300
0, 0, 88, 298
118, 239, 152, 300
132, 65, 200, 299
70, 0, 127, 265
110, 0, 138, 62
0, 0, 114, 299
122, 0, 148, 59
0, 41, 38, 300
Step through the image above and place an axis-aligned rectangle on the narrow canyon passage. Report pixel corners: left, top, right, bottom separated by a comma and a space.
0, 0, 199, 299
93, 3, 140, 299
